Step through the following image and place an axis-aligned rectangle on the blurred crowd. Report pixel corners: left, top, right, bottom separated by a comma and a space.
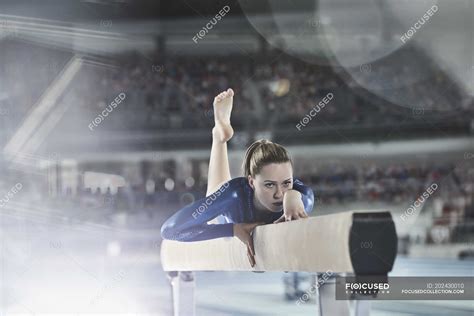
1, 154, 472, 246
80, 48, 471, 131
2, 39, 472, 135
4, 159, 471, 226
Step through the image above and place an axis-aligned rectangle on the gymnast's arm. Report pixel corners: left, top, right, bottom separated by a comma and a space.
292, 178, 315, 214
160, 180, 237, 242
274, 178, 315, 223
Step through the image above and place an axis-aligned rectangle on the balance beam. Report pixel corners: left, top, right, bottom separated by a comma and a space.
161, 211, 397, 274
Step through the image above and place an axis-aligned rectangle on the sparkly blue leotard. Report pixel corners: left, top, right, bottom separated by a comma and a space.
161, 177, 315, 241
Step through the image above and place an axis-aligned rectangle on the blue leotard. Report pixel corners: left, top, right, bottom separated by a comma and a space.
160, 177, 315, 242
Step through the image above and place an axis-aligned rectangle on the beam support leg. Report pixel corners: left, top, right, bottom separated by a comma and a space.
317, 273, 351, 316
354, 300, 371, 316
168, 271, 196, 316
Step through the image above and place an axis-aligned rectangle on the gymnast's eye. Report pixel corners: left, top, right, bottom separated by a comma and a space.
265, 183, 275, 188
283, 181, 291, 187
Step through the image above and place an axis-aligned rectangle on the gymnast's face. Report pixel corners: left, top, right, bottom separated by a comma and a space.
248, 162, 293, 213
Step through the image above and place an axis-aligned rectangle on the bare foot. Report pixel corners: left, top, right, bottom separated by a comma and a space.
212, 88, 234, 143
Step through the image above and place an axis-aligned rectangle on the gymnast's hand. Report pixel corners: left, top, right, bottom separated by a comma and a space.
274, 190, 308, 223
233, 222, 265, 268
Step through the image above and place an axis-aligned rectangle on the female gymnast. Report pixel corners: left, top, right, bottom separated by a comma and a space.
161, 88, 315, 267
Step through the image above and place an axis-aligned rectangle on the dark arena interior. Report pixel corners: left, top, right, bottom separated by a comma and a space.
0, 0, 473, 315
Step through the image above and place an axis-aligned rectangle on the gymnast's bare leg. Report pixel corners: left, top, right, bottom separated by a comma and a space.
206, 88, 234, 196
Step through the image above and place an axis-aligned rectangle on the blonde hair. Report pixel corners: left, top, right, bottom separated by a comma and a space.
242, 139, 293, 177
